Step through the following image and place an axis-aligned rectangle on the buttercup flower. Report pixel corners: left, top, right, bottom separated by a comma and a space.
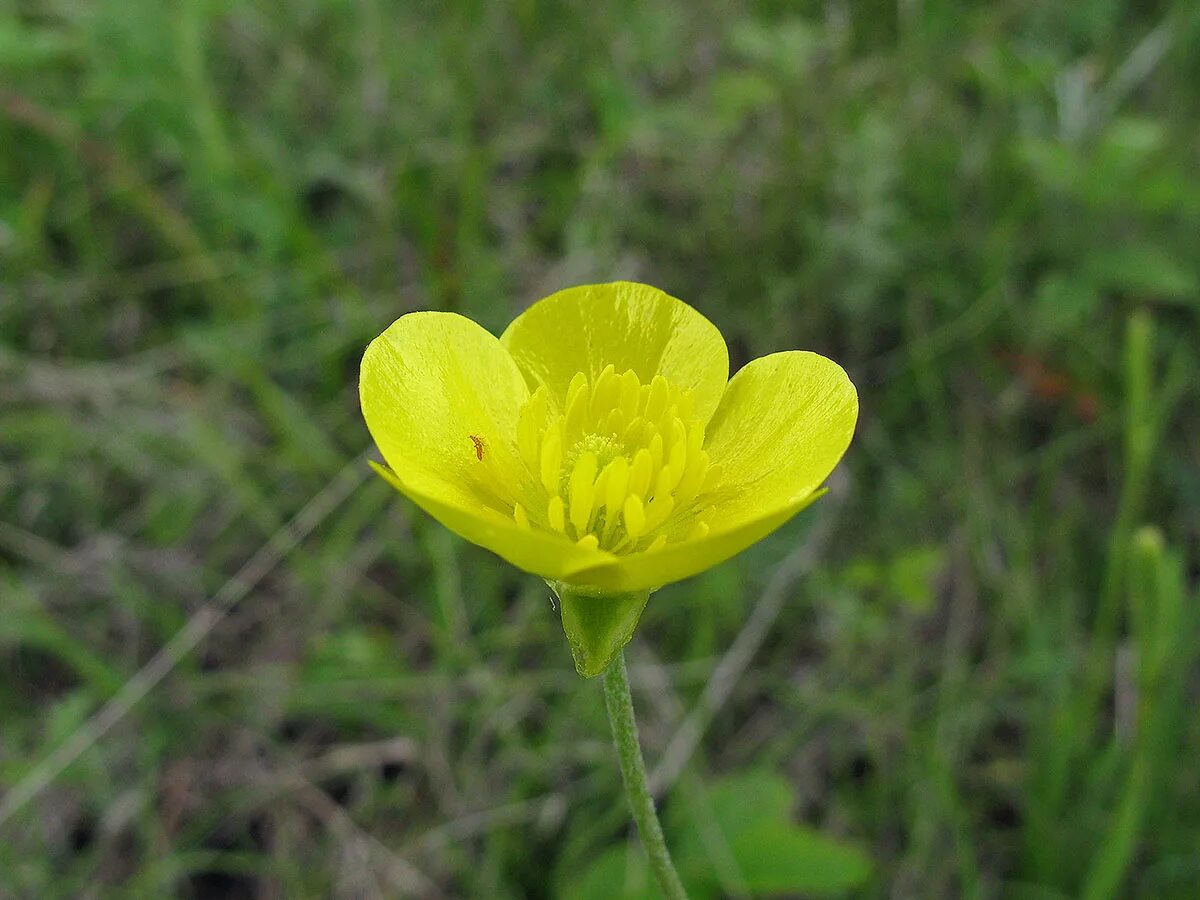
360, 282, 857, 674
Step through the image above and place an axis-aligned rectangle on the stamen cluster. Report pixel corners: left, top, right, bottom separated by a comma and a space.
510, 366, 719, 553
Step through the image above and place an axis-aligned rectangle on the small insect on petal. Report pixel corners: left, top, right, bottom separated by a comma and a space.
469, 434, 485, 460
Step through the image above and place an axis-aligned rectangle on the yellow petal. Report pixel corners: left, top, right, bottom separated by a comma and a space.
571, 490, 826, 592
370, 463, 610, 582
703, 351, 857, 514
361, 313, 612, 581
568, 351, 857, 591
361, 311, 526, 504
500, 282, 729, 425
623, 494, 646, 539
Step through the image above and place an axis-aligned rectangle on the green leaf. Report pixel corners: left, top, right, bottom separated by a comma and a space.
1083, 245, 1197, 301
670, 770, 794, 851
1034, 273, 1102, 339
1101, 118, 1165, 162
0, 19, 75, 69
671, 770, 873, 897
729, 821, 873, 895
553, 583, 651, 678
569, 846, 658, 900
0, 582, 123, 697
887, 546, 944, 612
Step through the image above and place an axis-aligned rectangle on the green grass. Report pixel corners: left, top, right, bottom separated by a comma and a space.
2, 0, 1199, 897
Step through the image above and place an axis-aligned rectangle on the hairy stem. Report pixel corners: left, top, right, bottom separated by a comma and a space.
601, 651, 688, 899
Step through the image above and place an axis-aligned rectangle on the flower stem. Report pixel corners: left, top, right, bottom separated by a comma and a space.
601, 651, 688, 900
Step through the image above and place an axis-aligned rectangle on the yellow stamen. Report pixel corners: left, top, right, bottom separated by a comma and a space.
618, 369, 641, 420
517, 387, 546, 471
590, 364, 618, 421
644, 493, 674, 531
664, 440, 686, 491
604, 408, 625, 437
623, 415, 647, 447
653, 466, 674, 502
647, 432, 664, 479
547, 496, 566, 533
675, 451, 709, 505
539, 422, 562, 493
565, 371, 589, 410
628, 448, 653, 498
703, 462, 723, 492
568, 451, 598, 535
668, 418, 687, 463
563, 380, 589, 443
645, 374, 670, 422
603, 457, 629, 511
623, 494, 646, 539
507, 367, 719, 556
601, 457, 629, 542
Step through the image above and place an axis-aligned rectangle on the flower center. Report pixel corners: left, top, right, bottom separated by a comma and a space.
508, 365, 719, 554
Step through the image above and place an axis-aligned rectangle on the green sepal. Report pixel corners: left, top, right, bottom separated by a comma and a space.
550, 581, 651, 678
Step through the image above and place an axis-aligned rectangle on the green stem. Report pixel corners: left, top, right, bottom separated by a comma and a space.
601, 651, 688, 900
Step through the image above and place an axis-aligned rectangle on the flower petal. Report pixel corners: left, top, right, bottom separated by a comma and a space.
370, 463, 614, 581
569, 350, 857, 591
500, 282, 729, 425
702, 350, 858, 516
360, 311, 613, 580
565, 491, 826, 592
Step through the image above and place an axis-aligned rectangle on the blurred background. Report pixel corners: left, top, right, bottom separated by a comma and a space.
2, 1, 1199, 897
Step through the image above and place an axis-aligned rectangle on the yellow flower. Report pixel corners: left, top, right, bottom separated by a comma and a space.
360, 282, 857, 674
